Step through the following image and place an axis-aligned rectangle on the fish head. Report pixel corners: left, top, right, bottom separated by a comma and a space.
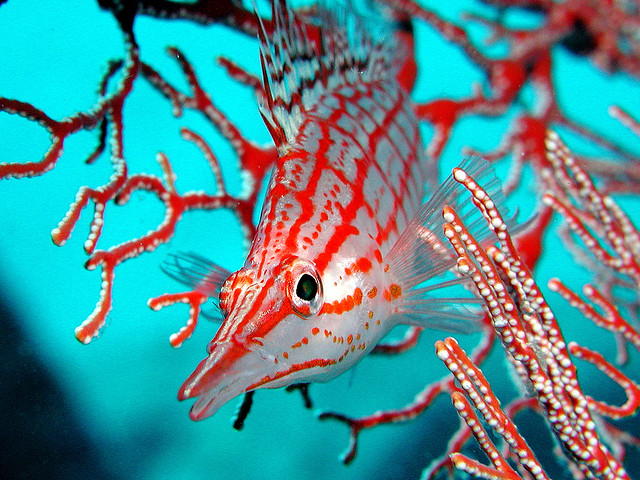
179, 253, 391, 420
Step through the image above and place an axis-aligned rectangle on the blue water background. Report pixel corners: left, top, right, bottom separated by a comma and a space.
1, 1, 639, 478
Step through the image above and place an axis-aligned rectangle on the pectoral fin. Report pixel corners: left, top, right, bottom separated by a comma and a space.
386, 157, 515, 333
161, 251, 231, 298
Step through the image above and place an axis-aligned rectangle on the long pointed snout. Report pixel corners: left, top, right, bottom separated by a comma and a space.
178, 340, 279, 420
178, 341, 245, 400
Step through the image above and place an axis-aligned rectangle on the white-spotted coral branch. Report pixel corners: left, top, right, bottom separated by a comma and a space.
437, 163, 636, 479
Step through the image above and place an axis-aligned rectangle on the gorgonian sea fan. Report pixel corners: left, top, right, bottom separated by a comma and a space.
1, 0, 640, 478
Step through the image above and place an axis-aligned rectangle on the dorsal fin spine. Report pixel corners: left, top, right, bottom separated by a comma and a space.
258, 0, 399, 150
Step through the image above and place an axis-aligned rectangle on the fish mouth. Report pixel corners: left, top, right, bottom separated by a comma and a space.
178, 340, 280, 421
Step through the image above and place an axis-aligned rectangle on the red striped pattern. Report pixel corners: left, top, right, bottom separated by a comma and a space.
250, 80, 426, 275
179, 3, 431, 420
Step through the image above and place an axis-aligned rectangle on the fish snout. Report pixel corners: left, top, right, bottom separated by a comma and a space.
178, 339, 278, 420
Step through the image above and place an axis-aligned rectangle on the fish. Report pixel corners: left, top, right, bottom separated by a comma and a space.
166, 0, 511, 420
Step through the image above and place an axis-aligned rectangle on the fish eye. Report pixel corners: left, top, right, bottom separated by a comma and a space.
287, 262, 323, 317
296, 274, 318, 301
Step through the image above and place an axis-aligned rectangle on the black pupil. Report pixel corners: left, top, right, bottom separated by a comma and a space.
296, 274, 318, 301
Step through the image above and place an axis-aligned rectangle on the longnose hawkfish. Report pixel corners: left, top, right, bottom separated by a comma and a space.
166, 0, 512, 420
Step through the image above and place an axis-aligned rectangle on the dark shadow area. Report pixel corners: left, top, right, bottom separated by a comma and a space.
0, 292, 119, 480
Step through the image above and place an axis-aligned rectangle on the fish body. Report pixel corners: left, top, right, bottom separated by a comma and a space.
174, 1, 504, 420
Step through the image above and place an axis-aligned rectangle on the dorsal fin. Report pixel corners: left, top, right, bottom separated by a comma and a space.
257, 0, 400, 153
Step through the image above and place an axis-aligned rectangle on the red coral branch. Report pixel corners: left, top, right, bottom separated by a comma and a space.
1, 34, 275, 345
436, 338, 541, 480
543, 130, 640, 292
97, 0, 263, 35
370, 325, 422, 354
549, 279, 640, 351
569, 342, 640, 419
141, 47, 276, 236
148, 290, 209, 347
386, 0, 640, 196
318, 327, 495, 466
77, 121, 273, 344
0, 36, 137, 182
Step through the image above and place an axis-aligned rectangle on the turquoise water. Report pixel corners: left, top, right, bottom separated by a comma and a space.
1, 1, 640, 479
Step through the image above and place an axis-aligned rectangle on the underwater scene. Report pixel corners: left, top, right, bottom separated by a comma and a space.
2, 0, 640, 479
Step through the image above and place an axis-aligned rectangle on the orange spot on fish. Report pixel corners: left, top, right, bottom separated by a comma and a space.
367, 287, 378, 299
321, 303, 334, 314
302, 337, 308, 344
374, 249, 382, 263
312, 327, 320, 335
383, 284, 402, 302
294, 303, 311, 316
320, 289, 361, 315
353, 287, 363, 305
356, 257, 372, 272
344, 258, 372, 277
283, 352, 289, 359
342, 296, 355, 313
347, 334, 353, 345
